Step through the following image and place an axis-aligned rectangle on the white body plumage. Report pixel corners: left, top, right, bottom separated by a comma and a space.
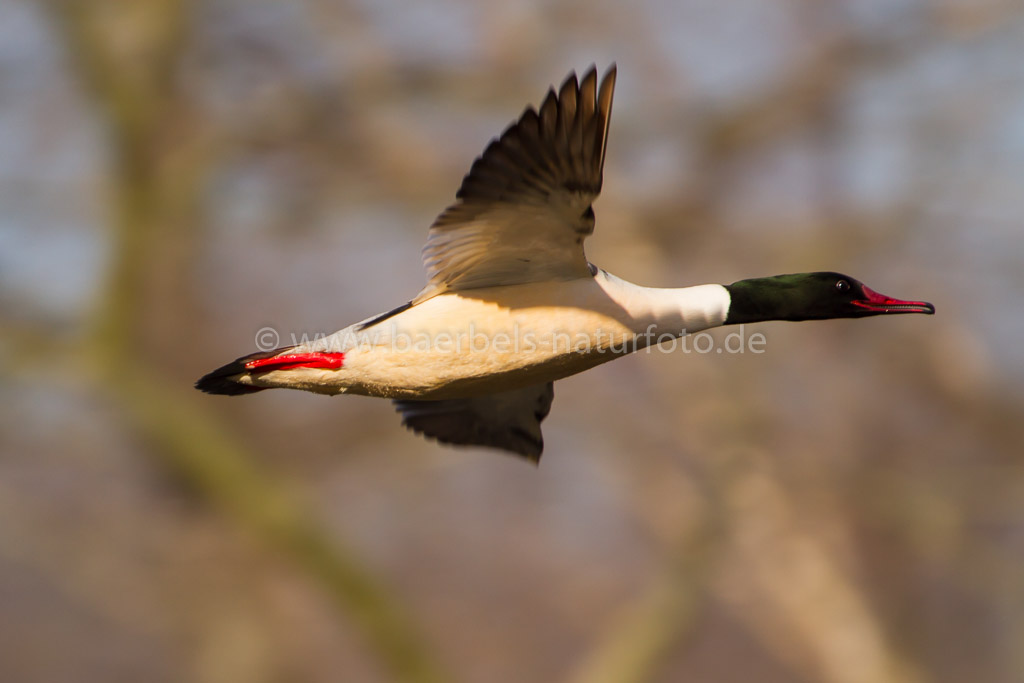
239, 271, 731, 399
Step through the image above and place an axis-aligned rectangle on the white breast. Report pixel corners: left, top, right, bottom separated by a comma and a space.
291, 271, 730, 399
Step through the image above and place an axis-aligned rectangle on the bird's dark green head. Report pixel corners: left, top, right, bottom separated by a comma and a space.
724, 272, 935, 325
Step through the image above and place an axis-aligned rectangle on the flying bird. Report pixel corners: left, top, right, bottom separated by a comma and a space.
197, 65, 934, 462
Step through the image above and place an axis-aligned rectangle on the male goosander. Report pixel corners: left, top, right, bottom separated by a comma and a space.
197, 65, 934, 461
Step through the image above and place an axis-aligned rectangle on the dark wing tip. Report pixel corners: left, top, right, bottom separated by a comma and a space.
392, 382, 554, 463
355, 301, 413, 331
394, 403, 544, 462
447, 65, 618, 208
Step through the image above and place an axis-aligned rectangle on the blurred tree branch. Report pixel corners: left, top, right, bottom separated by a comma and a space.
44, 2, 450, 681
569, 524, 718, 683
49, 0, 189, 357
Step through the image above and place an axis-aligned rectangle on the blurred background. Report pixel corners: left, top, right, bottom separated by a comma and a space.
2, 1, 1023, 682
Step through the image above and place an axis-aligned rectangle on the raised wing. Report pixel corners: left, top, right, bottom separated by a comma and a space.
393, 383, 555, 462
416, 65, 617, 301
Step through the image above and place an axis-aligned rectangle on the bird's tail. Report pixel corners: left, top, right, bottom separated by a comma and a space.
195, 346, 348, 395
194, 348, 292, 395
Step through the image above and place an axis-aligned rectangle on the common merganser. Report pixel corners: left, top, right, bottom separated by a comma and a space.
197, 65, 934, 461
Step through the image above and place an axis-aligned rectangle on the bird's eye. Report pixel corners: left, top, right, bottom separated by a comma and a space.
836, 280, 850, 292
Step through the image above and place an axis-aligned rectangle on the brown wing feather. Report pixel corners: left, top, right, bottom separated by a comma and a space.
417, 65, 617, 301
394, 383, 555, 462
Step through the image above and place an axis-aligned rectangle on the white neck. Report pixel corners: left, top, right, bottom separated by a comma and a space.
594, 269, 731, 337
